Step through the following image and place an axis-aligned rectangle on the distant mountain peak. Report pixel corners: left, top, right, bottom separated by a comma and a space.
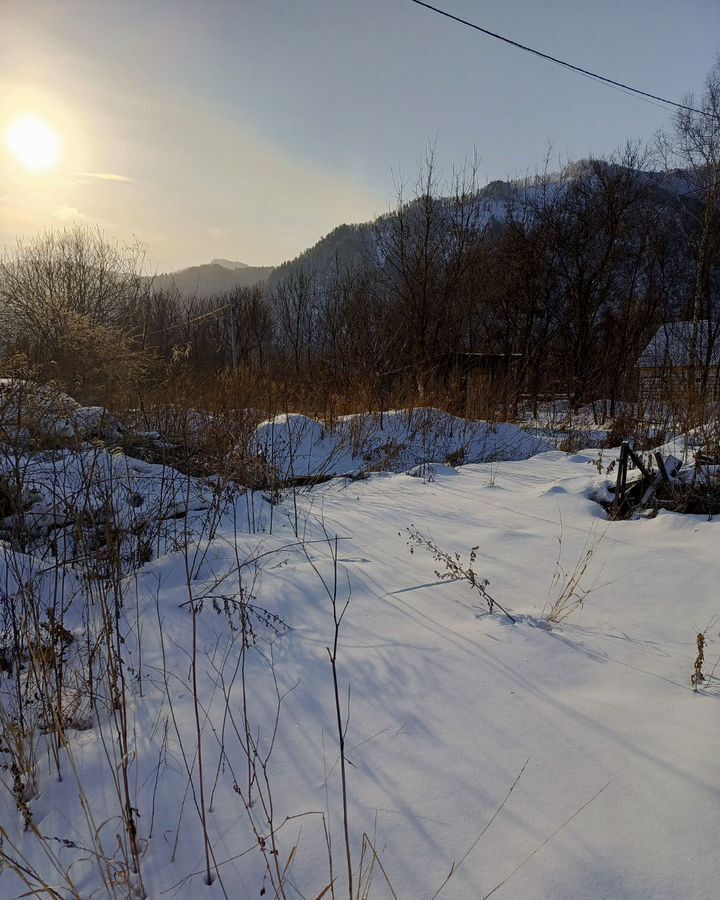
210, 258, 250, 270
153, 261, 275, 297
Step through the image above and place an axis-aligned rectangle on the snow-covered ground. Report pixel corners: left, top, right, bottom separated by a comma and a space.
252, 408, 550, 479
2, 436, 719, 898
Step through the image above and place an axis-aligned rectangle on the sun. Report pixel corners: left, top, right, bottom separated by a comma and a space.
4, 114, 62, 172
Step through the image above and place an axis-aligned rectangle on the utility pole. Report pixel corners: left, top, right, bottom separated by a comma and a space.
229, 298, 238, 373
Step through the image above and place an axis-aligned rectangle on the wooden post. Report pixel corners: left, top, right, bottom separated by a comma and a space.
614, 441, 629, 511
639, 455, 681, 511
654, 452, 670, 482
627, 445, 650, 478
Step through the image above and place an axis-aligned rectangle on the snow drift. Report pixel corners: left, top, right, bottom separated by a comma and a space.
252, 407, 551, 480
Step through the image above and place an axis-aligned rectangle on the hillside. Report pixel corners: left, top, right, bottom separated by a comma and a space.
149, 165, 695, 301
210, 258, 251, 269
265, 165, 696, 288
152, 261, 274, 297
267, 222, 370, 289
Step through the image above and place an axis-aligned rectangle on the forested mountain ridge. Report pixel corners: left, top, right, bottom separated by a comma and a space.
152, 262, 274, 297
266, 163, 702, 288
151, 163, 700, 302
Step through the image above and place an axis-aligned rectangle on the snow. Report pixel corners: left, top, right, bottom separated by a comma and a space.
0, 446, 221, 566
653, 429, 711, 464
253, 412, 357, 478
252, 408, 551, 480
2, 434, 720, 898
0, 379, 122, 443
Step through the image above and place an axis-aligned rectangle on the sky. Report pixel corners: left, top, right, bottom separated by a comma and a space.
1, 0, 719, 273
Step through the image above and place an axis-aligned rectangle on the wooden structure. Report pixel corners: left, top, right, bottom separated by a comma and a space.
637, 321, 720, 400
611, 440, 682, 517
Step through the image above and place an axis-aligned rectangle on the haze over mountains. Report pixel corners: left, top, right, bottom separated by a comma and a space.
152, 261, 274, 297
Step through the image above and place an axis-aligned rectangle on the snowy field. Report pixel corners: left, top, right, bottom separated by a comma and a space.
1, 430, 719, 898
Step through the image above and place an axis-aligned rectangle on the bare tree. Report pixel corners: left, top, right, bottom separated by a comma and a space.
226, 284, 274, 370
0, 226, 151, 369
272, 268, 317, 376
656, 57, 720, 393
373, 149, 487, 385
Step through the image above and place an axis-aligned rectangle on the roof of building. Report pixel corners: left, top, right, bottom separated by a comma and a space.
637, 321, 720, 368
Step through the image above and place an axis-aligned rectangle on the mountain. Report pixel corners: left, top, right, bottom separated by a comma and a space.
266, 165, 699, 290
265, 179, 547, 290
153, 262, 274, 298
152, 164, 698, 300
267, 223, 369, 290
265, 181, 518, 290
211, 258, 251, 270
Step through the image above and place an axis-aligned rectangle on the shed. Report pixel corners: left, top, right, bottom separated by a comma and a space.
636, 321, 720, 399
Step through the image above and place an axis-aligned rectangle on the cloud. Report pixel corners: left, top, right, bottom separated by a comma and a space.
54, 205, 85, 221
76, 172, 137, 183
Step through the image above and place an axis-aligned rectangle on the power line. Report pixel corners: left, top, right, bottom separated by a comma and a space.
410, 0, 715, 119
143, 302, 231, 339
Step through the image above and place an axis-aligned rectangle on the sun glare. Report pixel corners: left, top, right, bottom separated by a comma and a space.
4, 114, 62, 172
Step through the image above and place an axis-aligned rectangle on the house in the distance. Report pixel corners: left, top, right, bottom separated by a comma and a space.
637, 321, 720, 399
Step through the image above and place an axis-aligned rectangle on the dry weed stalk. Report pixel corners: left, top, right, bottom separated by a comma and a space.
692, 632, 706, 691
405, 525, 515, 622
542, 517, 609, 624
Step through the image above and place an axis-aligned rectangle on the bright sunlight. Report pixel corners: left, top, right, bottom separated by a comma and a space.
4, 113, 61, 172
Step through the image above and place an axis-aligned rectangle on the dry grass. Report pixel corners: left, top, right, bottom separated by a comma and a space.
542, 518, 610, 625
